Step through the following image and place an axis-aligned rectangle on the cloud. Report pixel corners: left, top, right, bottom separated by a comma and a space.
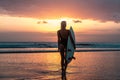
0, 32, 120, 42
37, 21, 41, 24
0, 7, 10, 14
43, 21, 48, 24
37, 21, 48, 24
0, 32, 56, 42
0, 0, 120, 23
73, 20, 82, 23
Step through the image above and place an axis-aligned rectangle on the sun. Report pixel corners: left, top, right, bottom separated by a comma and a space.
44, 18, 74, 31
33, 17, 81, 32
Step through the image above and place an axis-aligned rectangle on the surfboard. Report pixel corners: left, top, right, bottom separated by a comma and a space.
66, 26, 75, 63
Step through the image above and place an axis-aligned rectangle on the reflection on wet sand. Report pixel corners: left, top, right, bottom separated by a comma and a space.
0, 51, 120, 80
61, 70, 67, 80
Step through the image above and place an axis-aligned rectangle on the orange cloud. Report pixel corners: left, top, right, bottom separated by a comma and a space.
0, 0, 120, 23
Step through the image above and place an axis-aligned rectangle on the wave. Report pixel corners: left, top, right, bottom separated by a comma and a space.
0, 42, 120, 53
0, 42, 57, 48
76, 42, 120, 48
0, 48, 120, 53
0, 42, 120, 48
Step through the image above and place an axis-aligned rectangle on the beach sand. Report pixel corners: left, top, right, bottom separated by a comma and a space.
0, 51, 120, 80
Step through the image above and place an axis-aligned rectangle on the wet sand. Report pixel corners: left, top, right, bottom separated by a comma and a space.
0, 51, 120, 80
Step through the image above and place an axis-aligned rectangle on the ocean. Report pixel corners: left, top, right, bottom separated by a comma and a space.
0, 42, 120, 80
0, 42, 120, 53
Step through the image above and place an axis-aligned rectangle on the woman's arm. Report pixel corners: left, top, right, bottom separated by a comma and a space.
57, 30, 61, 51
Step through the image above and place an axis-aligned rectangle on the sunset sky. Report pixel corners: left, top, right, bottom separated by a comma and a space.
0, 0, 120, 42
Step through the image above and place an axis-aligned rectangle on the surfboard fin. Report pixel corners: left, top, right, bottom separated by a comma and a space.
68, 56, 76, 60
72, 56, 76, 60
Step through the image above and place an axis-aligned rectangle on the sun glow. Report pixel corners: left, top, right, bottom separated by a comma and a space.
36, 17, 77, 32
0, 15, 80, 32
1, 15, 120, 42
1, 15, 119, 34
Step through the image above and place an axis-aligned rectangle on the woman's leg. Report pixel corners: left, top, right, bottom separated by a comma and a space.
60, 44, 65, 71
64, 56, 68, 72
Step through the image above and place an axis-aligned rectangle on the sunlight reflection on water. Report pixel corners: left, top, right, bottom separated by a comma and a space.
0, 51, 120, 80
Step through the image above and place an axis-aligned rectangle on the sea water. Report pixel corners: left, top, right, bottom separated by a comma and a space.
0, 42, 120, 53
0, 42, 120, 80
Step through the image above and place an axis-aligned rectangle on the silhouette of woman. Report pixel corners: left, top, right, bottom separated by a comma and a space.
57, 21, 76, 73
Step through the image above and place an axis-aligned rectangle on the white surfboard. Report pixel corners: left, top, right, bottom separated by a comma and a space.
66, 26, 75, 63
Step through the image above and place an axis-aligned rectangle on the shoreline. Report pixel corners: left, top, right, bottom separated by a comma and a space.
0, 49, 120, 53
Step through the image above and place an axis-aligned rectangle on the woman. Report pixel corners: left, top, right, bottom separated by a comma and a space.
57, 21, 76, 72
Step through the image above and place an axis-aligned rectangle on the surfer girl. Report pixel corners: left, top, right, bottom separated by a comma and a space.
57, 21, 76, 72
